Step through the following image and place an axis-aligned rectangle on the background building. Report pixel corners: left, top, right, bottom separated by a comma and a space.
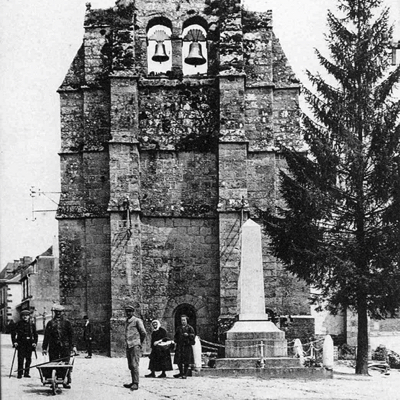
0, 245, 59, 333
0, 261, 23, 332
19, 245, 60, 333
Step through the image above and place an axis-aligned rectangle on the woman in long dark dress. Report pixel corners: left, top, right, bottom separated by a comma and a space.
145, 320, 173, 378
173, 315, 195, 379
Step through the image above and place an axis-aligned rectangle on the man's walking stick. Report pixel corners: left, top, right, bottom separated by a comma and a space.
9, 347, 17, 378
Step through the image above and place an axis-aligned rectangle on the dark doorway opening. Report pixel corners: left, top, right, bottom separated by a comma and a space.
174, 304, 197, 334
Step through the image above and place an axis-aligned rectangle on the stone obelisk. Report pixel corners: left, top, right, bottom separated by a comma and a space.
224, 219, 287, 358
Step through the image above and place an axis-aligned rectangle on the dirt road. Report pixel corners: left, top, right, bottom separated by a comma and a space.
1, 334, 399, 399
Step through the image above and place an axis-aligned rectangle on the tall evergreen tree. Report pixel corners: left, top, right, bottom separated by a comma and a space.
262, 0, 400, 374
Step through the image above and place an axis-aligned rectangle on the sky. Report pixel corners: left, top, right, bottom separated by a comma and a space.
0, 0, 399, 268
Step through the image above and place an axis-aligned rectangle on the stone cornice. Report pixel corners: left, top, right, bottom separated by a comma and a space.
109, 71, 139, 79
108, 139, 140, 145
139, 77, 217, 87
245, 81, 301, 90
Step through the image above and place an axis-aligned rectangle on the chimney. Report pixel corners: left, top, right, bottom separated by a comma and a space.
22, 256, 32, 265
13, 260, 20, 272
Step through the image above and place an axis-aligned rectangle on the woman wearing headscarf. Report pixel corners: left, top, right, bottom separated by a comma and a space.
145, 320, 173, 378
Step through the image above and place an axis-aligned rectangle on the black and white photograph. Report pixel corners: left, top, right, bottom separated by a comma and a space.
1, 0, 400, 398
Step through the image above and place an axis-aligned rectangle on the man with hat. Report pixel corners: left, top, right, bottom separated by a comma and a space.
42, 304, 74, 389
123, 304, 146, 391
11, 309, 38, 378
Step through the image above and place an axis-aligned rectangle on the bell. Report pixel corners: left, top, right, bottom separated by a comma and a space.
152, 42, 169, 63
185, 41, 206, 66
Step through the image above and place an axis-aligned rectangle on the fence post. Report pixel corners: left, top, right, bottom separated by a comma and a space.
260, 341, 264, 368
323, 335, 334, 369
293, 338, 304, 365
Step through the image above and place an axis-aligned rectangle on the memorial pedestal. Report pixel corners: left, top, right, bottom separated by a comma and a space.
225, 320, 287, 358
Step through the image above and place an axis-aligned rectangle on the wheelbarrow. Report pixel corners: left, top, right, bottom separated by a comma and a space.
36, 356, 75, 395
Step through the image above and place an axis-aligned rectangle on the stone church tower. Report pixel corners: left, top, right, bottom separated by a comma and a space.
57, 0, 311, 355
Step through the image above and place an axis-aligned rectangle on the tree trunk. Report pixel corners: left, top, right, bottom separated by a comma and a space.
355, 296, 369, 374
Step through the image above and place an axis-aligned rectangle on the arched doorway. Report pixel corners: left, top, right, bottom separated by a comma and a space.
174, 304, 197, 334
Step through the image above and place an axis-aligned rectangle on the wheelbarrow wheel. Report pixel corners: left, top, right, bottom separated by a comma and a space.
51, 369, 57, 395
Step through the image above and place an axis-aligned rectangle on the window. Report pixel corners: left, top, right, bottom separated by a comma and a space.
22, 279, 29, 300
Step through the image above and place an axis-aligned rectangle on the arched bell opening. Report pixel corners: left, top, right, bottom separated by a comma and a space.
146, 19, 173, 75
182, 21, 208, 76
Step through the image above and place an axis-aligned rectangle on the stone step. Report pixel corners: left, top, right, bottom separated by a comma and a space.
215, 357, 302, 369
192, 366, 333, 379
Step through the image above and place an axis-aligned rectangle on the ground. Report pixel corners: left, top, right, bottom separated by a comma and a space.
2, 334, 400, 400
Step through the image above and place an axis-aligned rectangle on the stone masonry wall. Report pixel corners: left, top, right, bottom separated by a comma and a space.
58, 218, 111, 351
58, 23, 112, 352
109, 212, 142, 356
246, 153, 276, 215
58, 220, 86, 320
217, 1, 247, 326
83, 90, 111, 151
58, 152, 110, 218
31, 257, 60, 322
245, 88, 274, 151
272, 89, 301, 148
59, 91, 84, 153
110, 77, 139, 143
140, 151, 218, 217
138, 82, 219, 152
243, 10, 273, 84
140, 217, 220, 339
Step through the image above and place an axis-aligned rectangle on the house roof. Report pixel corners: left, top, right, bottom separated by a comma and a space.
39, 246, 53, 257
0, 263, 14, 279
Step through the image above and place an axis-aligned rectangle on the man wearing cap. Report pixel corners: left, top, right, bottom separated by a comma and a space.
42, 304, 74, 389
123, 304, 146, 391
11, 310, 38, 378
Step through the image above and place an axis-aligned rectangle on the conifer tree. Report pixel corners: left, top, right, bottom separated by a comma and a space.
262, 0, 400, 374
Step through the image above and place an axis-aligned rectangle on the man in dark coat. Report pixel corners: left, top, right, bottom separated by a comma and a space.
42, 304, 74, 389
83, 315, 92, 358
173, 315, 195, 379
11, 310, 38, 378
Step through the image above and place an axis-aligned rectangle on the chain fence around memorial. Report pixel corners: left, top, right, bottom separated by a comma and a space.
199, 337, 325, 358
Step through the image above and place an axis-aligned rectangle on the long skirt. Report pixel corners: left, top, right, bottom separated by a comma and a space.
148, 345, 173, 372
173, 343, 194, 365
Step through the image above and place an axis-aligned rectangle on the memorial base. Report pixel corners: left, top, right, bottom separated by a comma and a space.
225, 320, 287, 358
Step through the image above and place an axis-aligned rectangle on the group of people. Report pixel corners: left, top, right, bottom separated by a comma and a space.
123, 304, 196, 391
11, 303, 196, 392
11, 304, 76, 388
